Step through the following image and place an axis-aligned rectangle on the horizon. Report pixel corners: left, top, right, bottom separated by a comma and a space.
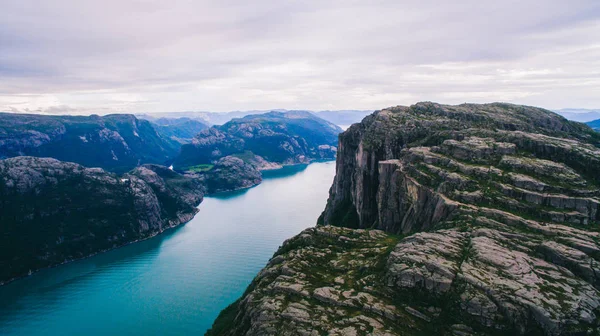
1, 104, 599, 118
1, 1, 600, 114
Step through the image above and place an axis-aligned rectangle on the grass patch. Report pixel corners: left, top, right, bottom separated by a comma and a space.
185, 164, 214, 172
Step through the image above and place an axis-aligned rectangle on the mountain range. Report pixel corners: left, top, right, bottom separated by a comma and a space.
173, 111, 342, 190
0, 113, 180, 172
553, 109, 600, 122
137, 109, 372, 127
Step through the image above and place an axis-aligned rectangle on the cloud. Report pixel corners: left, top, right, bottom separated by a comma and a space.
0, 0, 599, 113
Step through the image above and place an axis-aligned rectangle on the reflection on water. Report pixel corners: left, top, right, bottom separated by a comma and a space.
0, 161, 336, 336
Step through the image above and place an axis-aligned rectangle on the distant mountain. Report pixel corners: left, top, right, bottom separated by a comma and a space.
587, 119, 600, 131
174, 111, 341, 170
0, 157, 204, 284
149, 117, 209, 143
172, 111, 342, 190
553, 108, 600, 122
137, 110, 282, 126
0, 113, 179, 172
137, 109, 373, 127
314, 110, 372, 126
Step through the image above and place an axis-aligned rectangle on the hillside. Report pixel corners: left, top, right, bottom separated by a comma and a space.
150, 117, 209, 143
0, 157, 204, 284
208, 102, 600, 335
173, 111, 342, 172
0, 113, 179, 172
587, 119, 600, 131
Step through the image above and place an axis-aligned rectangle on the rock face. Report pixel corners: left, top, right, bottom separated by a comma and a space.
173, 111, 342, 172
209, 102, 600, 335
0, 157, 203, 284
0, 112, 180, 172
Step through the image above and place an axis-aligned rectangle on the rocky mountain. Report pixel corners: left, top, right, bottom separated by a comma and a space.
208, 102, 600, 335
587, 119, 600, 131
172, 111, 341, 190
0, 157, 203, 284
149, 117, 209, 144
0, 113, 179, 172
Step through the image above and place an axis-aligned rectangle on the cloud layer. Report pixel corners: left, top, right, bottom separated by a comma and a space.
1, 0, 599, 114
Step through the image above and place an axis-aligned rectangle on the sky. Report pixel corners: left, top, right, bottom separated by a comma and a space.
1, 0, 599, 115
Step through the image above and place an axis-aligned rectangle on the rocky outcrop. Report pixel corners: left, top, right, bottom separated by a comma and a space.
211, 102, 600, 335
0, 157, 203, 284
207, 226, 409, 336
0, 112, 180, 172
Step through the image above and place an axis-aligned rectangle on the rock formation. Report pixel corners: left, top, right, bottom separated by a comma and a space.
208, 102, 600, 335
0, 157, 203, 284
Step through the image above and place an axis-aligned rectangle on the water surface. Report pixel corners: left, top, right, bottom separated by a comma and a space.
0, 161, 335, 335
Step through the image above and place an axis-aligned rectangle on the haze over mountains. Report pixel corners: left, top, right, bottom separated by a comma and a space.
553, 109, 600, 123
137, 110, 372, 127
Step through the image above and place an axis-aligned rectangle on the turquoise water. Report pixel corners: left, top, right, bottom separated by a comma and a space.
0, 161, 336, 335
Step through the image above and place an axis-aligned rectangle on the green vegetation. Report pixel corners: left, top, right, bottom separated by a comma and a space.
185, 164, 214, 172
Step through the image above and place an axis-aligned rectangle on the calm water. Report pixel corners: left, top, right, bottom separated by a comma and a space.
0, 161, 336, 336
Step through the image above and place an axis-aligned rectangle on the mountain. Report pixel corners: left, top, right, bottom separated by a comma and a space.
587, 119, 600, 131
554, 109, 600, 122
173, 110, 342, 172
315, 110, 373, 126
138, 109, 373, 127
208, 102, 600, 335
0, 113, 180, 172
0, 157, 203, 284
137, 110, 284, 126
150, 117, 209, 143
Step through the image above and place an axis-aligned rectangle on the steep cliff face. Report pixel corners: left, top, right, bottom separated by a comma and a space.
210, 103, 600, 335
321, 102, 599, 233
0, 113, 180, 172
0, 157, 203, 284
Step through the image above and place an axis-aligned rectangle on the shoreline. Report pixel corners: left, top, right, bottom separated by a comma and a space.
1, 160, 335, 287
0, 208, 200, 287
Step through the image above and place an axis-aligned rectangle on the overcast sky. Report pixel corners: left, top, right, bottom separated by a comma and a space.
1, 0, 599, 114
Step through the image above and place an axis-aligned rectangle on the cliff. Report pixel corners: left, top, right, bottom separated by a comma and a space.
0, 157, 203, 284
209, 102, 600, 335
